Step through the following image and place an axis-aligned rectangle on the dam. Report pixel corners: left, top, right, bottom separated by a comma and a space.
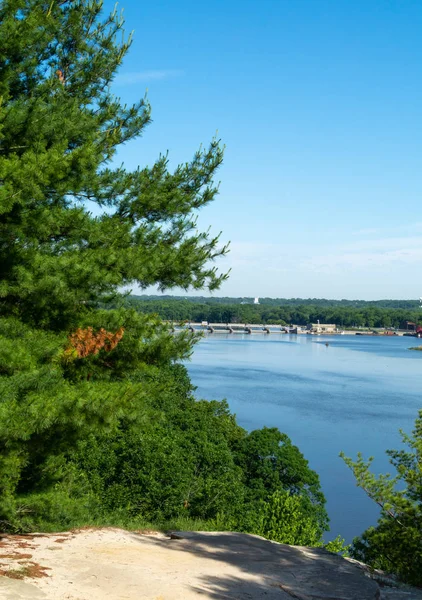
175, 322, 298, 334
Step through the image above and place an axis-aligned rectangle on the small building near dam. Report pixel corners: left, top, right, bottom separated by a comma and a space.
307, 323, 336, 334
400, 320, 416, 331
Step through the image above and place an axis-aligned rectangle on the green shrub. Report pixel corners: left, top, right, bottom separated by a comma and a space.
342, 411, 422, 586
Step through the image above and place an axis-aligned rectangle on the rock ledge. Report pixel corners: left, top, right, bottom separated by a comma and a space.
0, 528, 421, 599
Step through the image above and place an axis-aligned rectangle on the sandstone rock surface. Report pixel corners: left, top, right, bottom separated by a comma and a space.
0, 528, 420, 600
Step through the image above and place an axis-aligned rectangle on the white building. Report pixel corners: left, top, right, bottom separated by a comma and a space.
306, 323, 336, 334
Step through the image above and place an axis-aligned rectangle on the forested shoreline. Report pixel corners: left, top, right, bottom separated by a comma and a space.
124, 296, 422, 329
130, 295, 421, 309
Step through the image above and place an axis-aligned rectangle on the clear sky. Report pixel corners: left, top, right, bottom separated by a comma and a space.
103, 0, 422, 299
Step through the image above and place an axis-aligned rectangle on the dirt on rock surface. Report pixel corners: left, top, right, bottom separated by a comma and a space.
0, 528, 420, 600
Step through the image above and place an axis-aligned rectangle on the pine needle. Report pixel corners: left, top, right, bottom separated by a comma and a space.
47, 1, 55, 17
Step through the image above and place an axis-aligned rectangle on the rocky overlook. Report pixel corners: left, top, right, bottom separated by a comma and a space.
0, 528, 421, 600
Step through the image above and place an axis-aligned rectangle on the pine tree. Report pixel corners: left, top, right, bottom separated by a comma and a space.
0, 0, 228, 329
0, 1, 330, 545
0, 0, 229, 531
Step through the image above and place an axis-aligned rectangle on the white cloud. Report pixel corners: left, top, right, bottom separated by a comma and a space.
227, 242, 298, 271
352, 222, 422, 238
227, 236, 422, 273
114, 69, 183, 85
302, 247, 422, 274
131, 232, 422, 299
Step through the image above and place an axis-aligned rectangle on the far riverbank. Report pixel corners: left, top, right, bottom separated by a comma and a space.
175, 321, 419, 337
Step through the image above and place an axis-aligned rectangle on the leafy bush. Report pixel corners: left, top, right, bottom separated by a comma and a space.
73, 367, 332, 546
342, 411, 422, 586
254, 491, 324, 546
0, 310, 333, 549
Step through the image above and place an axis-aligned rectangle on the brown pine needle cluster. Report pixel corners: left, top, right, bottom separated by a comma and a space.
56, 69, 65, 84
67, 327, 124, 359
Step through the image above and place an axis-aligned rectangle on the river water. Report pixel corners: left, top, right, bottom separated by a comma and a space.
185, 333, 422, 542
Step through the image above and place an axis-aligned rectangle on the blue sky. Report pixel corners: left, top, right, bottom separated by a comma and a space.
104, 0, 422, 299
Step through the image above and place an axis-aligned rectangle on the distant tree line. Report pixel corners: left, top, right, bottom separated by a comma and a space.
124, 297, 422, 329
132, 295, 421, 310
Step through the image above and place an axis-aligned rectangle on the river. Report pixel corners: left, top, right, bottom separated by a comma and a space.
185, 333, 422, 542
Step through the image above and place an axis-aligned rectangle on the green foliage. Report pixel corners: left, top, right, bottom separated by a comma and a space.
254, 491, 324, 546
0, 307, 331, 548
232, 427, 328, 539
0, 312, 194, 529
61, 309, 198, 382
76, 389, 245, 523
0, 0, 334, 551
122, 297, 422, 329
0, 0, 228, 530
0, 0, 228, 330
254, 493, 347, 551
73, 379, 331, 546
341, 411, 422, 586
129, 295, 422, 310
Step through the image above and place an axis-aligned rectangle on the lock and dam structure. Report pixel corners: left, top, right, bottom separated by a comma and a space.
173, 322, 300, 334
